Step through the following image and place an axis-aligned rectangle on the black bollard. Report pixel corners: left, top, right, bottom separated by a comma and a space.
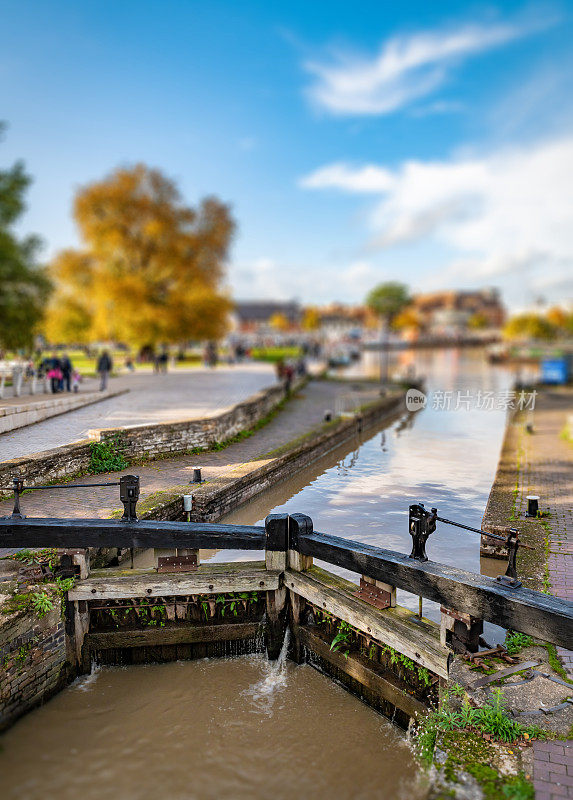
526, 495, 539, 518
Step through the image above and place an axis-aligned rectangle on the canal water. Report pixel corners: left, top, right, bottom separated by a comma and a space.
0, 647, 424, 800
0, 349, 512, 800
217, 348, 513, 635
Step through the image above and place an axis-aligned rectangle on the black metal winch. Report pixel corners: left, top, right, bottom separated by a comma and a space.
408, 502, 534, 588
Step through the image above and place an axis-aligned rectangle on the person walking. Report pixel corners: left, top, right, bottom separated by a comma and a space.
47, 354, 62, 394
96, 350, 113, 391
61, 353, 72, 392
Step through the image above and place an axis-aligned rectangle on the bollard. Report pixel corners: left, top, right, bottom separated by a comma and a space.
191, 467, 202, 483
526, 495, 539, 518
183, 494, 193, 522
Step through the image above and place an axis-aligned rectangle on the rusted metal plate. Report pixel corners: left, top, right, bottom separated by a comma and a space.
157, 554, 198, 573
352, 578, 391, 610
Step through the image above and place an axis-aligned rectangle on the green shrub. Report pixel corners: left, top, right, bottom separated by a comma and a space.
89, 435, 128, 474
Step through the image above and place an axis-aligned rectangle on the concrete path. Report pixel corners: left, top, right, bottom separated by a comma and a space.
0, 379, 351, 522
0, 364, 276, 463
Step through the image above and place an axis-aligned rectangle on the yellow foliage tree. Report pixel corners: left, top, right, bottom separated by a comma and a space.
269, 312, 289, 332
302, 307, 320, 331
392, 307, 421, 331
45, 165, 234, 348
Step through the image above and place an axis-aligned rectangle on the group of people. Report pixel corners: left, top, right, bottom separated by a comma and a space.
40, 354, 80, 394
39, 350, 114, 393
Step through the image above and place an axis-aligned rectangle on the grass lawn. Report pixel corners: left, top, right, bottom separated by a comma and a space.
250, 346, 302, 363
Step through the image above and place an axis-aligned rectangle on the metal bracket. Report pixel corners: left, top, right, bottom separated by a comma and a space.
408, 503, 437, 561
157, 554, 198, 573
496, 529, 522, 587
353, 578, 392, 610
11, 477, 25, 519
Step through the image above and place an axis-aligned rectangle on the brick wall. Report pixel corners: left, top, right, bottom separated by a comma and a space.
0, 600, 67, 731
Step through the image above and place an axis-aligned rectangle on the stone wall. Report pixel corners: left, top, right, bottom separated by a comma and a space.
0, 380, 291, 500
141, 392, 405, 523
90, 382, 287, 460
0, 599, 67, 732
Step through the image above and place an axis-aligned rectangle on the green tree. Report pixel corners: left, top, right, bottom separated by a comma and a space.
366, 282, 411, 326
366, 282, 411, 383
0, 124, 50, 351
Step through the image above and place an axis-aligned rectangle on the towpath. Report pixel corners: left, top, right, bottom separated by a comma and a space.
514, 388, 573, 799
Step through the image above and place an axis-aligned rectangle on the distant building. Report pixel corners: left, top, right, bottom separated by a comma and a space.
232, 300, 302, 333
412, 289, 505, 332
314, 304, 371, 340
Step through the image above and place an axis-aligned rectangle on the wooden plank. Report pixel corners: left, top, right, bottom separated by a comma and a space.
299, 531, 573, 650
0, 517, 265, 551
69, 567, 280, 600
285, 566, 450, 678
297, 625, 428, 720
85, 622, 262, 649
88, 560, 267, 579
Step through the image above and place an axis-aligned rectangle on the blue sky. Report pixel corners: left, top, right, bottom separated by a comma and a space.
2, 0, 572, 308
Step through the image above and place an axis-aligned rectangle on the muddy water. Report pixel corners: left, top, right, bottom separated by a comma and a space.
0, 654, 424, 800
218, 349, 513, 637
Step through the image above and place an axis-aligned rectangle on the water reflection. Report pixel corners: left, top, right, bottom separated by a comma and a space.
218, 349, 513, 636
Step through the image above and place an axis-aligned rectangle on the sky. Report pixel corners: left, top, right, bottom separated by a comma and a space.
2, 0, 573, 309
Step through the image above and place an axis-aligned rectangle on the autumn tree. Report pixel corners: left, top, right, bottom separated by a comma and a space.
45, 164, 234, 349
302, 307, 320, 331
503, 313, 556, 342
269, 312, 289, 332
0, 124, 50, 351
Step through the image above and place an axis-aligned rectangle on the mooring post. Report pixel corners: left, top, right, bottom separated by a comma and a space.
264, 514, 289, 660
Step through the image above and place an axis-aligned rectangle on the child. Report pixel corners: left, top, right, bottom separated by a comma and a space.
72, 370, 81, 393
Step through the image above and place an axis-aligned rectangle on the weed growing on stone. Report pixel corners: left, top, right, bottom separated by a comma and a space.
89, 435, 129, 474
504, 631, 534, 656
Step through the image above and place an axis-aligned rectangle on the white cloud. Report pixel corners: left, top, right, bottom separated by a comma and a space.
300, 137, 573, 297
299, 162, 394, 193
231, 257, 384, 304
305, 19, 542, 116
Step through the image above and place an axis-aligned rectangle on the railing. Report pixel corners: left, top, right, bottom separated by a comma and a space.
1, 474, 572, 653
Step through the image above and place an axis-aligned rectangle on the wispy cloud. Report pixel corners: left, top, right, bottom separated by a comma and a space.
304, 17, 546, 116
232, 257, 382, 303
300, 136, 573, 300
